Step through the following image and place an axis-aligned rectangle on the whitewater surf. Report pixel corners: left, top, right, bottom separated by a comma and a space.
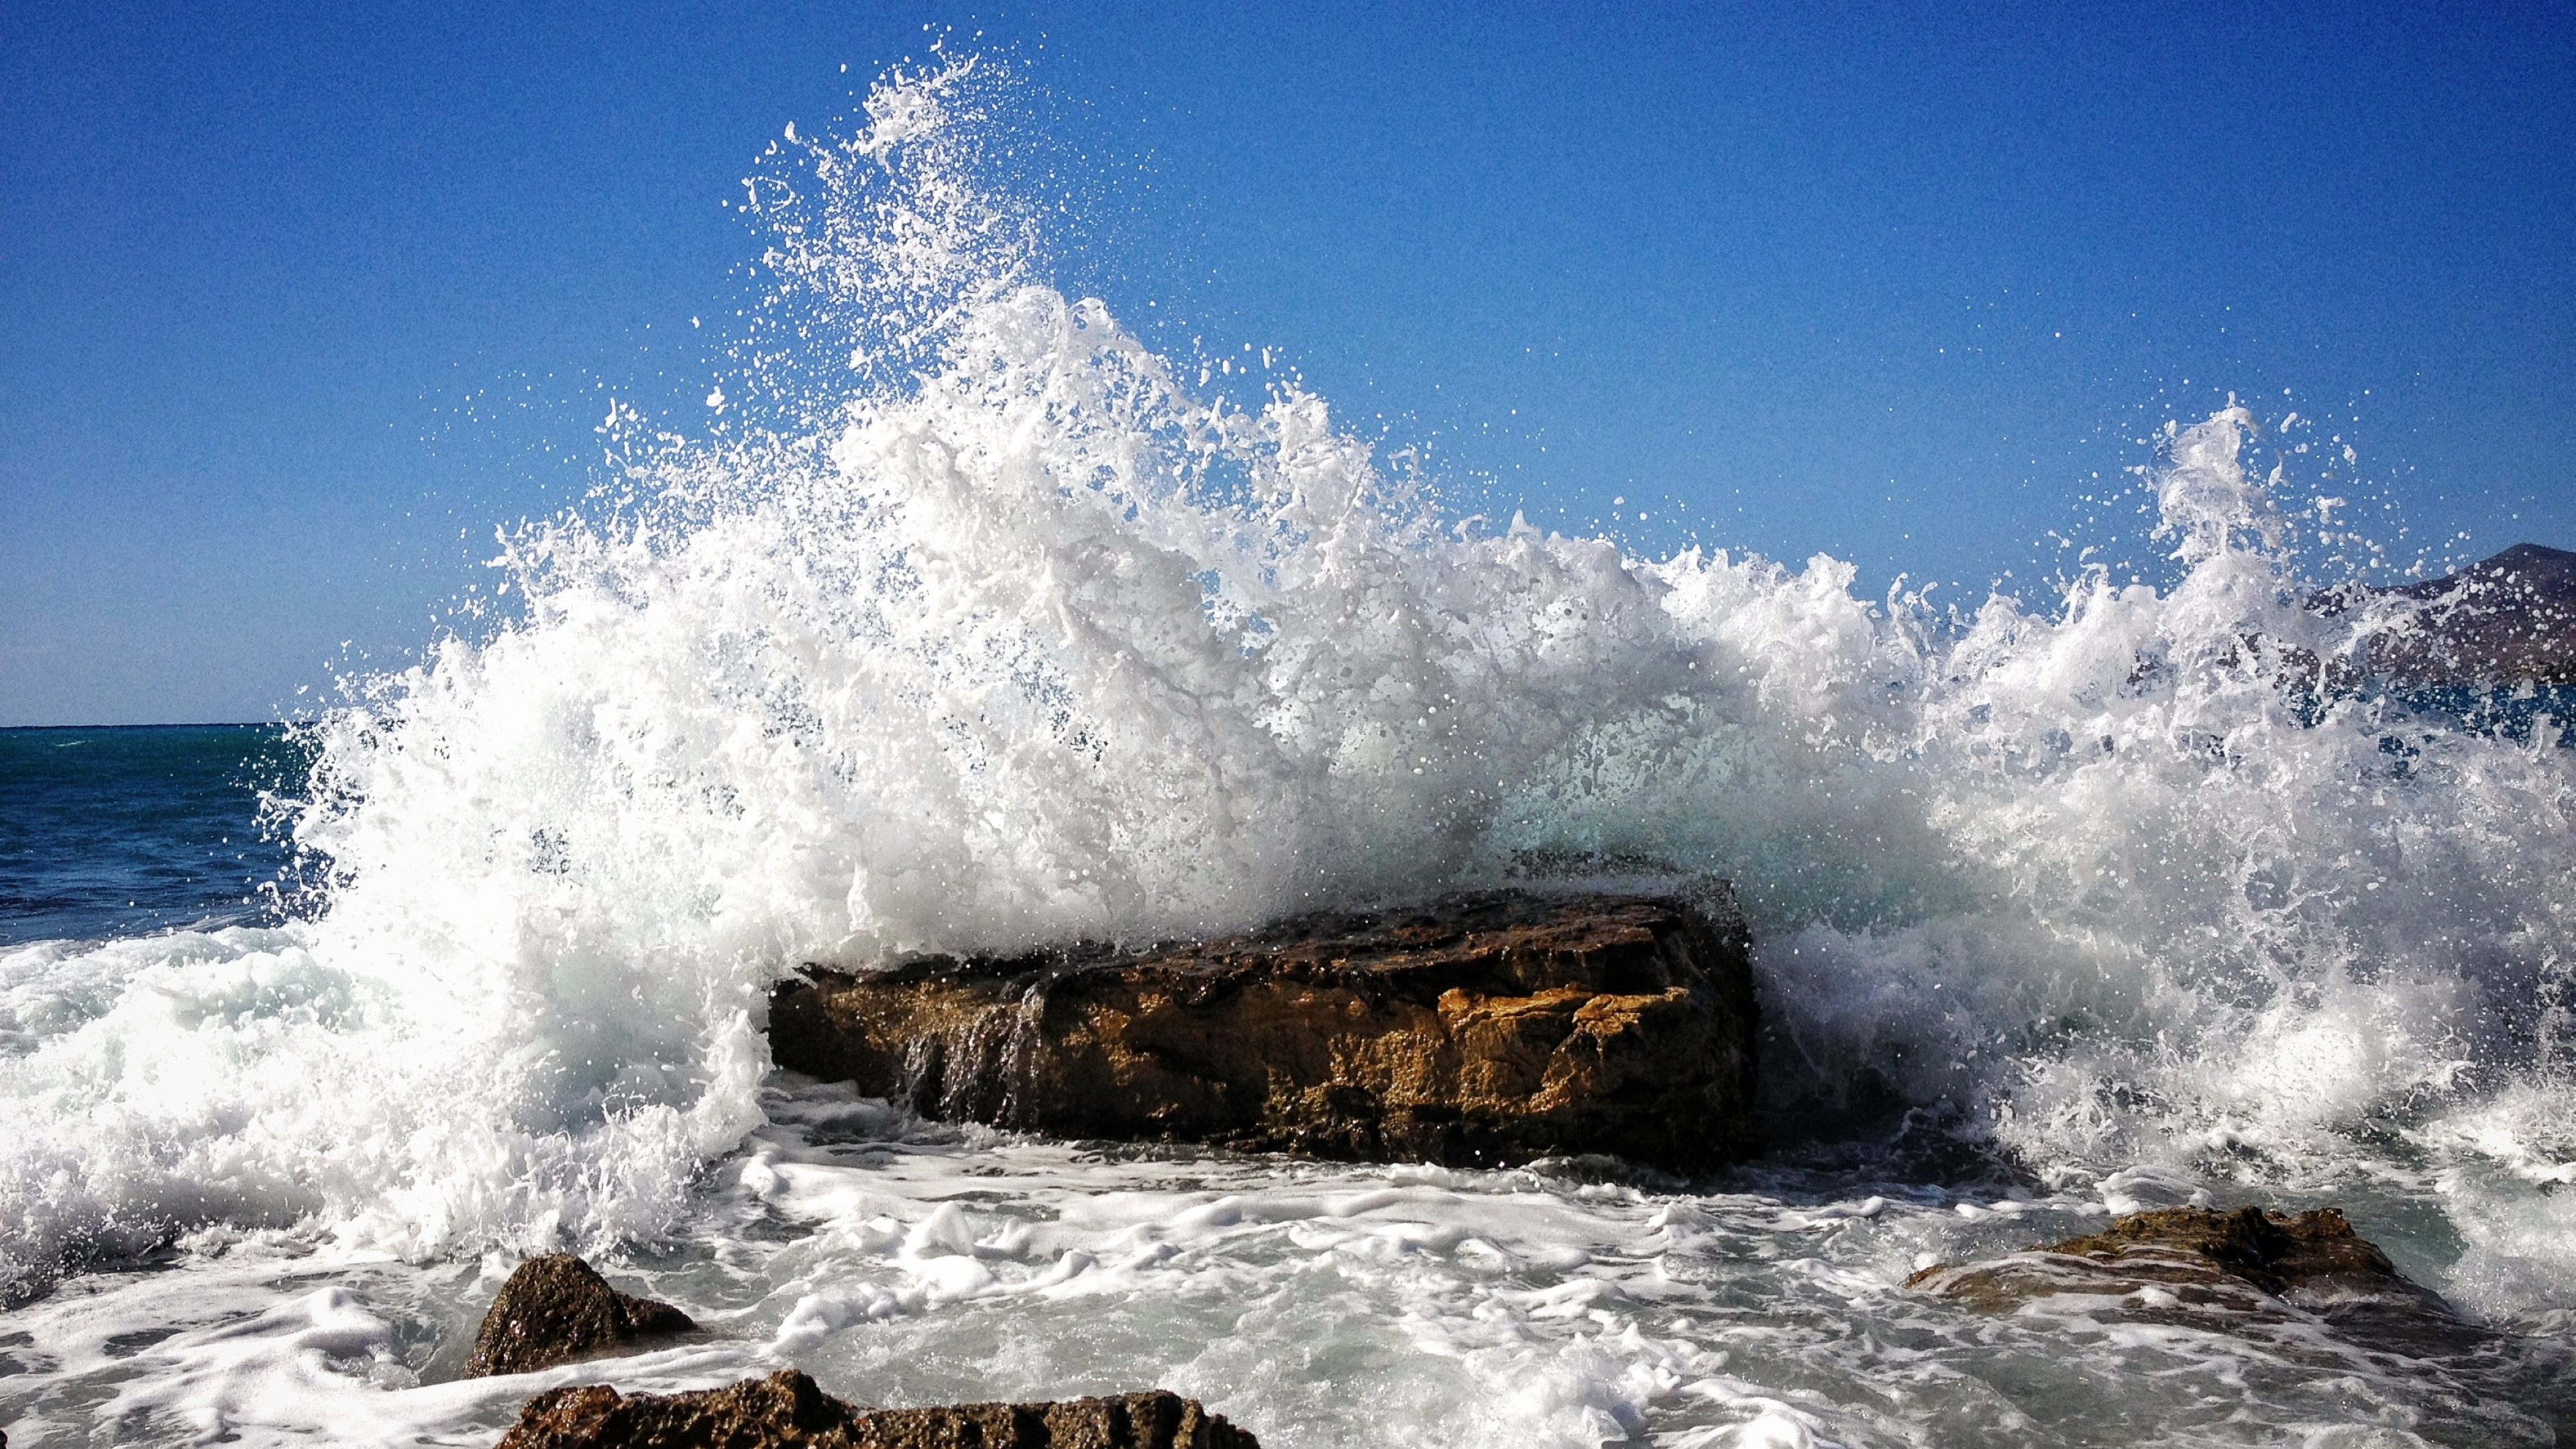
1, 56, 2570, 1446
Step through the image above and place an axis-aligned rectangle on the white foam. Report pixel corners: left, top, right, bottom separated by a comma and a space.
3, 1083, 2562, 1446
0, 52, 2571, 1444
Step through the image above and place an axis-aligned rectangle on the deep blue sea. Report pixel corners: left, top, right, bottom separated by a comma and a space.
0, 722, 311, 949
0, 725, 309, 948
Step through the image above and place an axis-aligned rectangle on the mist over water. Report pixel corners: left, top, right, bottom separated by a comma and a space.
2, 55, 2571, 1446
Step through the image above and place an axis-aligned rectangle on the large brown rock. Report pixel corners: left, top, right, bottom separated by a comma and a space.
1908, 1205, 2475, 1354
496, 1369, 1259, 1449
769, 888, 1758, 1173
466, 1255, 698, 1378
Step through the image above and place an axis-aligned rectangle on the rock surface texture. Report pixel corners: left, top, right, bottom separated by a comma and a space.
496, 1370, 1260, 1449
466, 1255, 698, 1379
1909, 1205, 2475, 1354
769, 888, 1758, 1173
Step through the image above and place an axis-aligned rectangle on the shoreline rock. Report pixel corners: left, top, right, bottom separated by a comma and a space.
496, 1369, 1259, 1449
1908, 1205, 2478, 1354
465, 1255, 698, 1379
769, 888, 1758, 1173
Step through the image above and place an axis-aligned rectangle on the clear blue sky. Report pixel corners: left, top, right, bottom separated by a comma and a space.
3, 0, 2569, 726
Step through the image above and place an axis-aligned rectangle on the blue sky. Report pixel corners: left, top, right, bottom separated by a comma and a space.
3, 0, 2569, 725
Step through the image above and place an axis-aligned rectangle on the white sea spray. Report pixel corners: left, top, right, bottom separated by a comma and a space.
0, 57, 2571, 1407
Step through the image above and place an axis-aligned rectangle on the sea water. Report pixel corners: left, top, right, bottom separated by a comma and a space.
2, 56, 2571, 1446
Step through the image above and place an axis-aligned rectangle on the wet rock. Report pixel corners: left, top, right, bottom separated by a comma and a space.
1908, 1205, 2476, 1353
495, 1368, 1260, 1449
466, 1254, 698, 1378
769, 888, 1757, 1173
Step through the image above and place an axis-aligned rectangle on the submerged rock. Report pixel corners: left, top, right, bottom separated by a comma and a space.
496, 1369, 1260, 1449
769, 888, 1758, 1173
1909, 1205, 2476, 1353
465, 1255, 698, 1378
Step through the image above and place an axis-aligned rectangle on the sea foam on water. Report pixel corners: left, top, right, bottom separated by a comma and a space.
0, 53, 2571, 1446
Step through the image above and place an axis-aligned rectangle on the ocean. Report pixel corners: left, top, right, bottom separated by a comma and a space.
0, 725, 309, 950
3, 56, 2573, 1446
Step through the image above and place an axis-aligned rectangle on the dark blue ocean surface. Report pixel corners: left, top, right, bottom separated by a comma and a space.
0, 724, 311, 947
2395, 682, 2576, 745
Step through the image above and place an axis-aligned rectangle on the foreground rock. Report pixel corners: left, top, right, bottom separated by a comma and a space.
466, 1255, 698, 1378
496, 1369, 1258, 1449
771, 888, 1758, 1173
1909, 1205, 2477, 1354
